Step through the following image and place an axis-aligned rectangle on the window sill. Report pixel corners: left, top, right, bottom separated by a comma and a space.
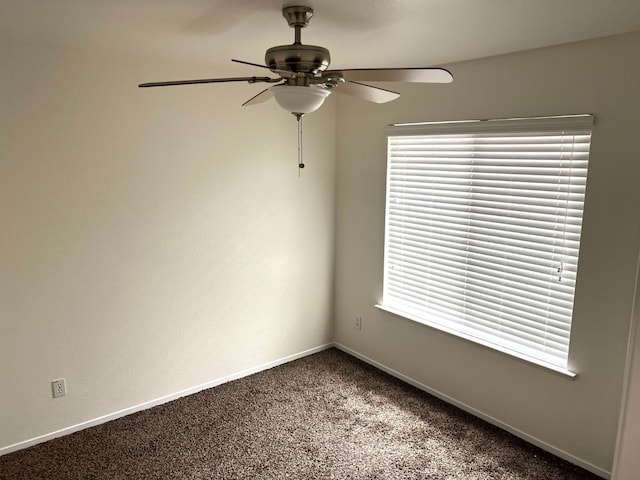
375, 304, 577, 379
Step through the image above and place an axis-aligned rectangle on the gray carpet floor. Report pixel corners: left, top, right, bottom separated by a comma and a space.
0, 348, 601, 479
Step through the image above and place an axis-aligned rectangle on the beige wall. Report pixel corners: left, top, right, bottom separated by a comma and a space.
0, 42, 335, 449
334, 31, 640, 475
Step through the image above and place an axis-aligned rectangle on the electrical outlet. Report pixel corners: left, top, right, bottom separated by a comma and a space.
354, 317, 362, 330
52, 379, 66, 398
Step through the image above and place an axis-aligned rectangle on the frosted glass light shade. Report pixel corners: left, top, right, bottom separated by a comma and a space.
269, 85, 331, 115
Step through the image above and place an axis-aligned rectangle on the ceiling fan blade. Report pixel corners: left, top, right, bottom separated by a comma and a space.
325, 68, 453, 84
231, 58, 271, 70
242, 88, 274, 107
231, 59, 297, 79
333, 81, 400, 104
139, 76, 280, 88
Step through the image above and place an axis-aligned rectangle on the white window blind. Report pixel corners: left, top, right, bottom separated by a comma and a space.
382, 115, 593, 372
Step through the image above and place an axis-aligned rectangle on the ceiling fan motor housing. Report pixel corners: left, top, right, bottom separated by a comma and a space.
265, 44, 330, 75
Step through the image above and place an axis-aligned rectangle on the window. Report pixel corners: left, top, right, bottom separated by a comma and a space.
380, 115, 593, 375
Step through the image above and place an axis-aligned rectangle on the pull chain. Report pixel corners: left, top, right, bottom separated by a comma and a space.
295, 113, 304, 176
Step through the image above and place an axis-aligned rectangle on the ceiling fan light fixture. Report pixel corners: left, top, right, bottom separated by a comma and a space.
269, 85, 331, 115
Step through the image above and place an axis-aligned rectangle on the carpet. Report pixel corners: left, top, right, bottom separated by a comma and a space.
0, 348, 601, 479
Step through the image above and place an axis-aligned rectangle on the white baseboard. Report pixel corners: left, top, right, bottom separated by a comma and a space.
0, 343, 333, 457
333, 342, 610, 480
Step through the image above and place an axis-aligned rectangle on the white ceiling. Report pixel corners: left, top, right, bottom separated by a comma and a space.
4, 0, 640, 73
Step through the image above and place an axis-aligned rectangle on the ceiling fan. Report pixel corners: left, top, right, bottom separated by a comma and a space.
139, 5, 453, 170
